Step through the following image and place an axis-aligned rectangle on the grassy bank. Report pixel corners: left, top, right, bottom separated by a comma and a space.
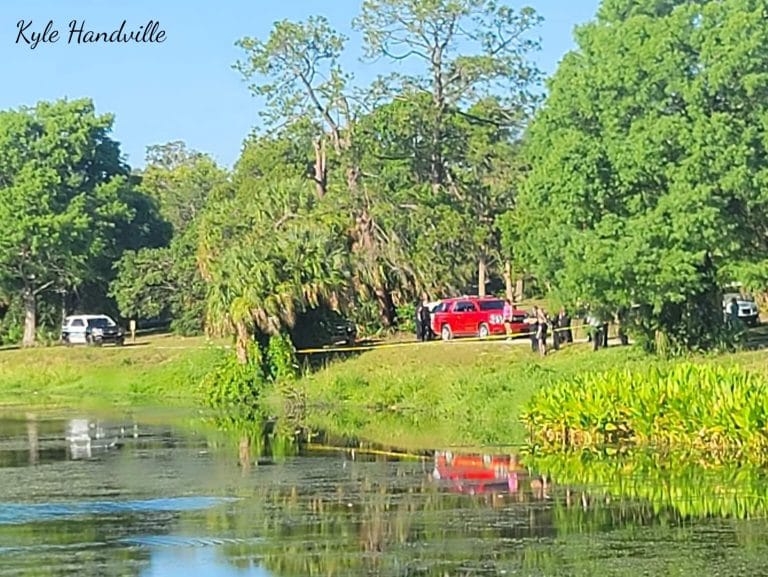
6, 329, 768, 455
291, 340, 648, 450
0, 334, 228, 409
292, 338, 768, 451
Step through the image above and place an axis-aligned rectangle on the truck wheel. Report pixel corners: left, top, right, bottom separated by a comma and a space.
441, 325, 453, 341
478, 323, 490, 339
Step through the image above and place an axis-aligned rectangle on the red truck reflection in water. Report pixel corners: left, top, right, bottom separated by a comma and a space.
432, 451, 548, 497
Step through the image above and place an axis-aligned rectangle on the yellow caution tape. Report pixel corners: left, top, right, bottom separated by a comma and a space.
296, 322, 595, 355
306, 443, 429, 461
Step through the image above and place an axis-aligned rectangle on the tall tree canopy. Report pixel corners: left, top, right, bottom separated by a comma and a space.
0, 99, 141, 346
222, 2, 541, 354
510, 0, 768, 352
355, 0, 541, 295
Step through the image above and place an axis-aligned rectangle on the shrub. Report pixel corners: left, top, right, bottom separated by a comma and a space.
199, 342, 266, 415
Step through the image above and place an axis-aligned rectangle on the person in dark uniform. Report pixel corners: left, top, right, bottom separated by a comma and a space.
529, 307, 539, 352
558, 307, 572, 344
551, 311, 560, 351
587, 313, 602, 352
418, 298, 432, 342
414, 299, 423, 341
617, 308, 629, 346
602, 320, 609, 348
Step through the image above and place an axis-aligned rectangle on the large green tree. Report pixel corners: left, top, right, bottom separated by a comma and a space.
0, 99, 137, 346
510, 0, 768, 352
110, 143, 227, 334
222, 3, 541, 351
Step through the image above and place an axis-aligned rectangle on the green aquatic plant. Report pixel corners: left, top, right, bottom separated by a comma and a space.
523, 363, 768, 463
265, 333, 300, 383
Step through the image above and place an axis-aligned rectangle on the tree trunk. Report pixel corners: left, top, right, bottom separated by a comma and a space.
235, 320, 250, 365
503, 261, 514, 302
515, 277, 525, 302
22, 286, 36, 348
313, 137, 327, 198
374, 286, 396, 328
430, 46, 445, 194
478, 257, 487, 298
60, 290, 67, 329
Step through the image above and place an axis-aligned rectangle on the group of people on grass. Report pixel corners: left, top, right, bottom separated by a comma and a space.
512, 302, 573, 357
414, 295, 630, 355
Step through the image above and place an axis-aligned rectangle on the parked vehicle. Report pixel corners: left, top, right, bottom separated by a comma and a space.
430, 296, 528, 341
723, 293, 760, 327
290, 308, 356, 349
61, 315, 125, 346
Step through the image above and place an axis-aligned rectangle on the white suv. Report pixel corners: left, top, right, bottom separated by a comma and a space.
61, 315, 125, 346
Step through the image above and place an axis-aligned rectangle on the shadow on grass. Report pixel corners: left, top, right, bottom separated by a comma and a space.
745, 323, 768, 350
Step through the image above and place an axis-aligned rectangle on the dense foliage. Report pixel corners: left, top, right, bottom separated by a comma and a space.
110, 142, 227, 335
509, 0, 768, 352
0, 99, 167, 346
4, 0, 768, 358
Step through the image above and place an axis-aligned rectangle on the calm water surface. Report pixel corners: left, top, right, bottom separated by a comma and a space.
1, 412, 768, 576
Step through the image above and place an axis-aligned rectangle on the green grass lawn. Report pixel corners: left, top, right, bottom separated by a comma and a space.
0, 333, 228, 409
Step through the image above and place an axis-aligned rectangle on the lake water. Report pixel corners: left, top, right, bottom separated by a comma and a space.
1, 411, 768, 576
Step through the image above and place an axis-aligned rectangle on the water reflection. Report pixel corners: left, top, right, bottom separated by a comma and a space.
65, 418, 130, 460
433, 451, 551, 499
1, 413, 768, 576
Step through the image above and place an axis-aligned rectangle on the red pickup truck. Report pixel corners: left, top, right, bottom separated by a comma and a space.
430, 296, 529, 341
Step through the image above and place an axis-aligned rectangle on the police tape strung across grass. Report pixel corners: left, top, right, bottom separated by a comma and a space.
523, 363, 768, 464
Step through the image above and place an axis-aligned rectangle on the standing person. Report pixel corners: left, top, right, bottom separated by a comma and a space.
728, 297, 739, 329
503, 298, 514, 341
588, 313, 602, 352
617, 308, 629, 346
529, 307, 540, 352
560, 308, 569, 343
602, 320, 610, 348
551, 311, 560, 351
414, 299, 423, 341
536, 307, 549, 357
419, 298, 432, 342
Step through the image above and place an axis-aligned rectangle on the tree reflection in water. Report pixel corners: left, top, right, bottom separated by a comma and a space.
207, 429, 768, 577
3, 414, 768, 576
